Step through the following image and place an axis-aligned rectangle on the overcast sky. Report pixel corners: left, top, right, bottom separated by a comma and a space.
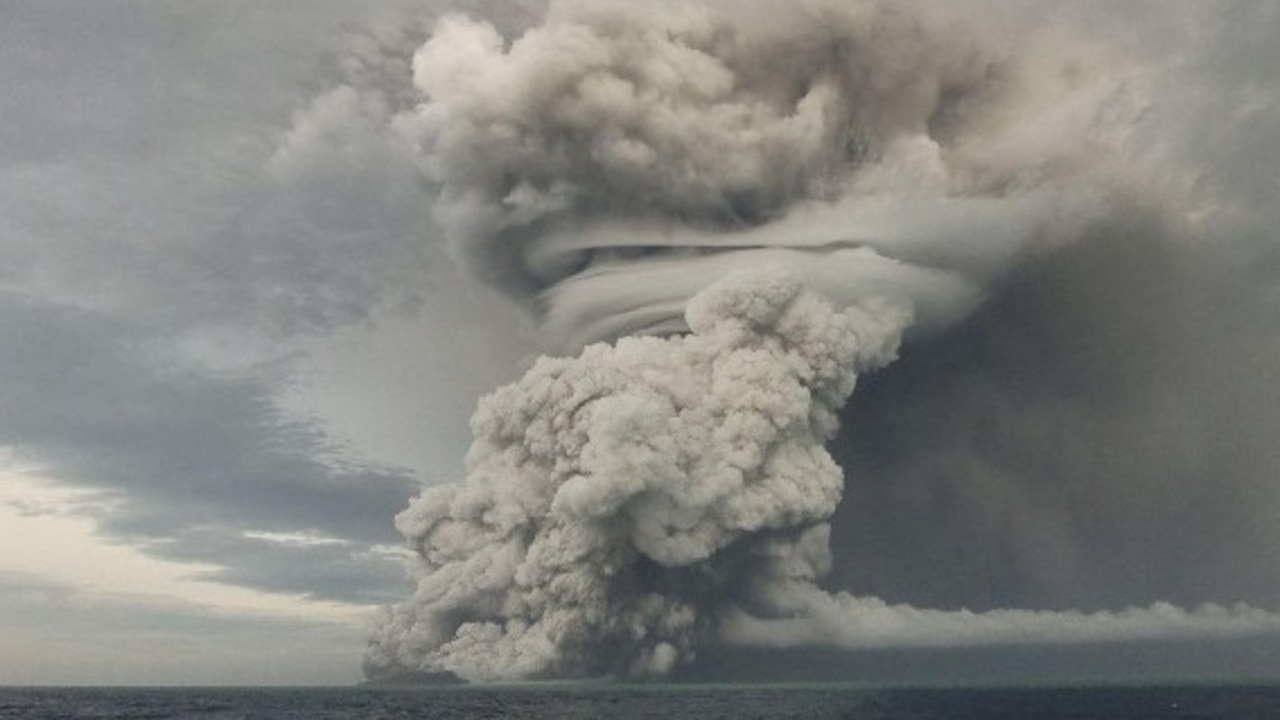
2, 0, 1280, 686
0, 0, 537, 685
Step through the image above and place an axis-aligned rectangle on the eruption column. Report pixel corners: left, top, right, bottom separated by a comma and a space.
366, 268, 907, 680
360, 0, 1280, 682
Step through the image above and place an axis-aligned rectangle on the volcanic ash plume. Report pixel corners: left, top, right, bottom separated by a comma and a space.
368, 268, 1280, 683
390, 0, 1127, 351
364, 268, 908, 680
361, 0, 1280, 683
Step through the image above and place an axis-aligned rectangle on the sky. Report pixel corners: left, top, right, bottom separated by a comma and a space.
0, 0, 536, 685
2, 0, 1280, 686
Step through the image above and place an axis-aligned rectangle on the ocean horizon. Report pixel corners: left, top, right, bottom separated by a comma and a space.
4, 681, 1280, 719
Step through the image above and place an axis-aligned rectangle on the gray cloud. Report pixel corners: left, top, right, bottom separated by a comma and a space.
0, 1, 447, 335
0, 571, 364, 685
830, 213, 1280, 612
0, 296, 416, 603
826, 0, 1280, 615
0, 1, 474, 607
359, 0, 1280, 682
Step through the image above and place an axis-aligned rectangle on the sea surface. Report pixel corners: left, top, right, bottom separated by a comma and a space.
2, 684, 1279, 719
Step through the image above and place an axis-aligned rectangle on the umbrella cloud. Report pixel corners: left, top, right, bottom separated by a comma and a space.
391, 0, 1128, 350
354, 0, 1280, 682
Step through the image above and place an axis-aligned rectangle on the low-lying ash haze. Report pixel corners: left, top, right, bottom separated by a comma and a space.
3, 0, 1280, 687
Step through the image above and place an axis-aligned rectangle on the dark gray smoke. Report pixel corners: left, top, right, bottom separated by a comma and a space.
352, 0, 1280, 682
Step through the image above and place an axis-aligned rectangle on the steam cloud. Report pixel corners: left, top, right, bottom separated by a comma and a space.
360, 0, 1280, 681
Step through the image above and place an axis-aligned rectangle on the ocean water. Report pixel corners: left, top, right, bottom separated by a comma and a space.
2, 684, 1279, 719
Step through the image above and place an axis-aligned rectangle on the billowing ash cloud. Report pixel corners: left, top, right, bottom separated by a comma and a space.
364, 0, 1280, 682
392, 0, 1132, 350
368, 268, 1280, 682
366, 268, 906, 679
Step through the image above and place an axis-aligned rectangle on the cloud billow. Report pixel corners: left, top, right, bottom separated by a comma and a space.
361, 0, 1280, 682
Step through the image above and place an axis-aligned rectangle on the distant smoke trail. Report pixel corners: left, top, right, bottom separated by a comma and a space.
724, 589, 1280, 652
361, 0, 1280, 682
